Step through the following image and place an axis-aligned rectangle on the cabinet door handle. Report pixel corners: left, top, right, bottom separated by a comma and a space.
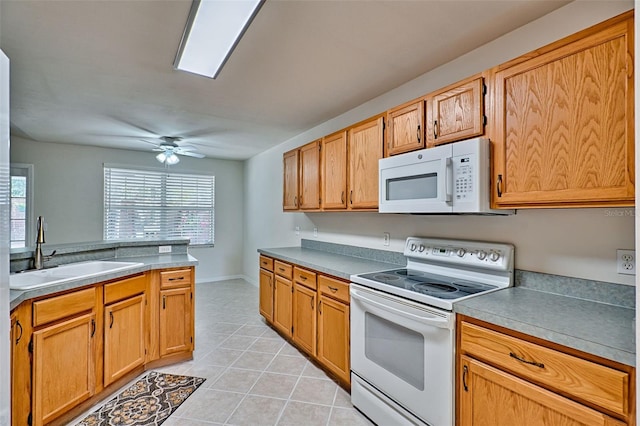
269, 277, 272, 287
328, 286, 338, 293
433, 120, 438, 139
509, 352, 545, 369
109, 311, 114, 329
318, 300, 322, 314
294, 196, 298, 207
497, 174, 503, 198
163, 295, 166, 309
341, 191, 345, 204
462, 365, 469, 391
350, 190, 353, 205
310, 297, 314, 310
417, 124, 421, 143
168, 276, 184, 281
91, 319, 96, 338
15, 320, 22, 345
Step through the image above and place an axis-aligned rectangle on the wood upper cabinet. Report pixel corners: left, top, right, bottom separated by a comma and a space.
386, 99, 425, 156
348, 115, 384, 210
322, 131, 348, 209
32, 312, 97, 426
283, 149, 299, 210
426, 76, 485, 147
104, 294, 145, 386
491, 12, 634, 208
299, 139, 322, 210
457, 317, 634, 426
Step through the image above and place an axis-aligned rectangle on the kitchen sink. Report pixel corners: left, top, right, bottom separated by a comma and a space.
10, 261, 145, 290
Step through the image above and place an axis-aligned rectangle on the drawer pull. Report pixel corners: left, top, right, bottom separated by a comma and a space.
328, 286, 338, 293
301, 276, 307, 281
279, 268, 285, 272
509, 352, 545, 369
15, 320, 23, 345
168, 276, 184, 281
462, 365, 468, 392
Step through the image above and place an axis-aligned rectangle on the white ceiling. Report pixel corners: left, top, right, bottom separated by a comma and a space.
0, 0, 571, 160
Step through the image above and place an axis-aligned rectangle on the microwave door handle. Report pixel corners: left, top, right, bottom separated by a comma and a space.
351, 289, 451, 329
445, 157, 453, 204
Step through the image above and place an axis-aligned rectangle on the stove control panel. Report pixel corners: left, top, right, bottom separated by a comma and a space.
404, 237, 514, 271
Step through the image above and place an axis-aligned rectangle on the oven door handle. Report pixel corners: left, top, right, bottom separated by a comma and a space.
351, 289, 451, 329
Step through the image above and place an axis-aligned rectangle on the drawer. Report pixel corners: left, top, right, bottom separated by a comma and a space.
33, 288, 96, 327
294, 267, 317, 290
160, 268, 192, 289
259, 255, 274, 272
318, 275, 350, 303
104, 273, 147, 304
460, 322, 630, 416
274, 261, 292, 279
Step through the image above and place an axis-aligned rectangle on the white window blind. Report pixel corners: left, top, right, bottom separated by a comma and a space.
104, 167, 214, 245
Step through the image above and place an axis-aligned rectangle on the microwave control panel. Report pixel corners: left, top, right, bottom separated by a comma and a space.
454, 153, 475, 200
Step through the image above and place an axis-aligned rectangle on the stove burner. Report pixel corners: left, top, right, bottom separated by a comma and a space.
412, 283, 457, 293
372, 274, 401, 281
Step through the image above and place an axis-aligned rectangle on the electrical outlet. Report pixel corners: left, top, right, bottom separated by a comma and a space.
313, 227, 318, 237
383, 232, 390, 246
295, 226, 300, 236
616, 249, 635, 275
158, 245, 172, 254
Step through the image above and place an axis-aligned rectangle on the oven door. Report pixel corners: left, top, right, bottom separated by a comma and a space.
350, 283, 454, 426
378, 143, 453, 213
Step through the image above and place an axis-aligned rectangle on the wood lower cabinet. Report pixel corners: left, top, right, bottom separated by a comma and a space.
317, 276, 350, 385
426, 76, 485, 147
292, 283, 316, 355
259, 263, 274, 322
457, 317, 634, 426
32, 312, 97, 426
104, 294, 145, 386
273, 275, 293, 338
159, 287, 192, 357
386, 99, 425, 156
322, 130, 348, 209
348, 115, 384, 210
491, 12, 634, 208
11, 303, 31, 426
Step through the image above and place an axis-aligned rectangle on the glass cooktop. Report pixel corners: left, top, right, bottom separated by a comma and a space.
357, 268, 498, 300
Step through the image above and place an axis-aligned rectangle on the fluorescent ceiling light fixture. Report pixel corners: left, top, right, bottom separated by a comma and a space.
174, 0, 265, 79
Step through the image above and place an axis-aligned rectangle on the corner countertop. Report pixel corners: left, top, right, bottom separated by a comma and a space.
257, 246, 404, 281
455, 287, 635, 367
10, 254, 198, 310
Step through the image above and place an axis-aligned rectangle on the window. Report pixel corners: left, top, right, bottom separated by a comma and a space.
10, 164, 34, 248
104, 166, 214, 246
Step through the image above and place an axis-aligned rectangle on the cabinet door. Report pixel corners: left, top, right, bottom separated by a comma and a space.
32, 313, 96, 426
299, 140, 321, 210
292, 283, 316, 356
283, 149, 299, 210
322, 131, 348, 209
273, 276, 293, 338
317, 295, 350, 384
348, 116, 384, 210
259, 268, 274, 322
458, 356, 625, 426
426, 77, 484, 147
159, 287, 193, 357
104, 294, 145, 386
386, 100, 424, 156
492, 16, 634, 208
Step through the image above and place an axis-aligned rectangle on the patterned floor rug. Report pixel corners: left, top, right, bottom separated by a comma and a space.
76, 371, 206, 426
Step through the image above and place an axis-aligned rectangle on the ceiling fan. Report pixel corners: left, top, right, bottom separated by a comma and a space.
143, 136, 205, 165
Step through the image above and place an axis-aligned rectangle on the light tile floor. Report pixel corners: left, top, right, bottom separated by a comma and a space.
77, 279, 374, 426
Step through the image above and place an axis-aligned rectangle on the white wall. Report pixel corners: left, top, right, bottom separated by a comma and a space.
243, 0, 636, 286
10, 136, 245, 283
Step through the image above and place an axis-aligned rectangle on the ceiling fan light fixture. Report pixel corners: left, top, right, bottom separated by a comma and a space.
165, 153, 180, 165
156, 152, 167, 163
173, 0, 265, 79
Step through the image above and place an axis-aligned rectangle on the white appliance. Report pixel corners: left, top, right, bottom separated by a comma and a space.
379, 137, 512, 215
350, 237, 514, 426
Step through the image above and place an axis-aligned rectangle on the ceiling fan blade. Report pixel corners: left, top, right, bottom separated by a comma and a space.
152, 147, 165, 152
139, 138, 162, 147
178, 150, 205, 159
176, 144, 199, 151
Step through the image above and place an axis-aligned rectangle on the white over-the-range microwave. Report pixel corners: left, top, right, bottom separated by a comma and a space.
379, 137, 513, 214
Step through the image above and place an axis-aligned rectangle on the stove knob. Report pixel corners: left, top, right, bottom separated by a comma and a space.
456, 248, 466, 257
489, 251, 500, 262
418, 245, 425, 253
476, 250, 487, 260
410, 243, 417, 251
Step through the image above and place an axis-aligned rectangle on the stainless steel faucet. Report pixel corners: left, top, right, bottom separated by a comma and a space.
34, 216, 55, 269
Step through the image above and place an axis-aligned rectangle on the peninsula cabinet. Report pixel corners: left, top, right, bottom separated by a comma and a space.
158, 268, 194, 357
321, 130, 348, 209
259, 255, 275, 322
386, 99, 425, 156
348, 115, 385, 210
11, 303, 31, 426
283, 148, 299, 210
299, 139, 322, 210
457, 317, 635, 426
426, 76, 485, 147
491, 11, 635, 208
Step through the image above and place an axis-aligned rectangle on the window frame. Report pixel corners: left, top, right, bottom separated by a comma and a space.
103, 164, 215, 247
10, 163, 34, 249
